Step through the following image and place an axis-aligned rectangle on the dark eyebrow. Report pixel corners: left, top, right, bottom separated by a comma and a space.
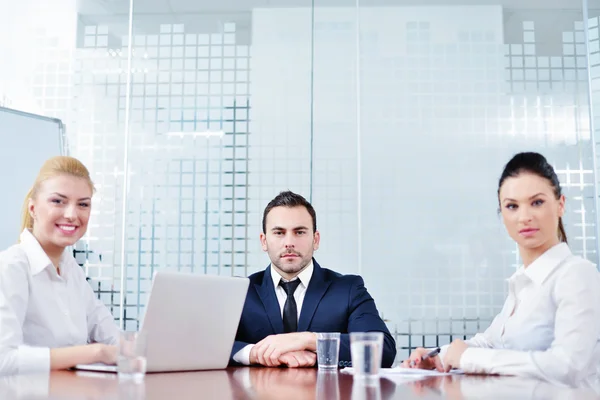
502, 192, 546, 203
50, 193, 91, 201
529, 192, 547, 200
271, 226, 309, 231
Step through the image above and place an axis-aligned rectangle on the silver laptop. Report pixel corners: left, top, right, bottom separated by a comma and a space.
76, 271, 249, 373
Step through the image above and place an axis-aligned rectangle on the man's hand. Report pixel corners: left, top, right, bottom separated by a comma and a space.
250, 332, 317, 367
278, 350, 316, 368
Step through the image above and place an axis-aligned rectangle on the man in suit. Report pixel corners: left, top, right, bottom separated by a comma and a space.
230, 191, 396, 368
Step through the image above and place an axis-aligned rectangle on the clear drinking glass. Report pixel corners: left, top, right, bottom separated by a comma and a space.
350, 332, 384, 380
317, 332, 341, 370
117, 331, 147, 383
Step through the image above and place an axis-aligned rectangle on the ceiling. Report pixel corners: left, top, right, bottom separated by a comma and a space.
74, 0, 596, 45
77, 0, 595, 16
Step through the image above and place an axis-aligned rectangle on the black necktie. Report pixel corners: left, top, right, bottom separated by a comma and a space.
280, 279, 301, 333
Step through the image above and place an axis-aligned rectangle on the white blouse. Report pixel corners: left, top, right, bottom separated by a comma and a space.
0, 230, 119, 375
448, 242, 600, 386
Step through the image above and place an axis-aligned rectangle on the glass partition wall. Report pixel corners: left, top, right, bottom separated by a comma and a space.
357, 1, 597, 356
0, 0, 597, 360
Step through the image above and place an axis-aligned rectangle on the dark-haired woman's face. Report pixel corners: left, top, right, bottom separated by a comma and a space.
499, 172, 564, 252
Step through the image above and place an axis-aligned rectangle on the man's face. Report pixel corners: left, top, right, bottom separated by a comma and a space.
260, 206, 320, 280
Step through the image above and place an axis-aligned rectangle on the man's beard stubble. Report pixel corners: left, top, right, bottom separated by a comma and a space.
272, 250, 311, 274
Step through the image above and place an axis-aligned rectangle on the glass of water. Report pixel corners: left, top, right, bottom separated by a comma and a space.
118, 331, 147, 383
350, 332, 383, 380
316, 332, 341, 370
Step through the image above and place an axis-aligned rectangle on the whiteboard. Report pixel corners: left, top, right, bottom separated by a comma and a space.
0, 107, 64, 250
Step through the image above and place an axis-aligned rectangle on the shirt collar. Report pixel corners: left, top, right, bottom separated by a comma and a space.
271, 260, 314, 289
510, 242, 572, 286
19, 229, 68, 276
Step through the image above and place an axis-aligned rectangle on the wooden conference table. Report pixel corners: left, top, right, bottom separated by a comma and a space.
0, 367, 598, 399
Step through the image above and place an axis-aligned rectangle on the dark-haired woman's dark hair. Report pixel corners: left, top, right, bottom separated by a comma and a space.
498, 152, 567, 244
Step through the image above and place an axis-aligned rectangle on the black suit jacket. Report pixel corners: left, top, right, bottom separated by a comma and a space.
230, 260, 396, 367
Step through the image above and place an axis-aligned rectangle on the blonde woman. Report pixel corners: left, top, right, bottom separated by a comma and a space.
0, 156, 119, 375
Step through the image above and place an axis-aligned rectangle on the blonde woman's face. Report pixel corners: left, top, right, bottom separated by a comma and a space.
29, 175, 92, 250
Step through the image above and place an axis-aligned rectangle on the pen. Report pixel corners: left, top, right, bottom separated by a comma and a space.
409, 347, 441, 367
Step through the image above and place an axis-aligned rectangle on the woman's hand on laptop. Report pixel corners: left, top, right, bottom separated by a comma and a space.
251, 333, 317, 367
92, 344, 117, 365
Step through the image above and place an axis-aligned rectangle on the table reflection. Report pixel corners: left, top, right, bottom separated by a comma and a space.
0, 370, 120, 399
233, 367, 318, 400
231, 368, 398, 400
144, 369, 235, 400
0, 369, 237, 400
400, 375, 600, 400
0, 367, 597, 399
316, 371, 340, 399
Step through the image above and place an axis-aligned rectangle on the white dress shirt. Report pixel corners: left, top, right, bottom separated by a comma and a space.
232, 261, 314, 365
0, 229, 119, 375
442, 243, 600, 387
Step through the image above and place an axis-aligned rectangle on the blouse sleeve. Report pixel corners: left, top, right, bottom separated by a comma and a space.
0, 251, 50, 375
439, 306, 503, 362
459, 262, 600, 387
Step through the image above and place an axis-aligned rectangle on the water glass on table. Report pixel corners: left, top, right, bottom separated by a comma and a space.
316, 332, 341, 370
350, 332, 384, 380
118, 331, 147, 383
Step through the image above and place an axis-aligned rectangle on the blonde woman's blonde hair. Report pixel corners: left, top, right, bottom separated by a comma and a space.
20, 156, 95, 237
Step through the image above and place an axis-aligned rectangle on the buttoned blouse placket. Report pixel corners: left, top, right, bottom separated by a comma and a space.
50, 264, 79, 346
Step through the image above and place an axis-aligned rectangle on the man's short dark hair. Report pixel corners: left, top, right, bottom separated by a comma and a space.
262, 191, 317, 233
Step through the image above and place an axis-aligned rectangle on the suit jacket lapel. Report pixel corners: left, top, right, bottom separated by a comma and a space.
298, 261, 332, 332
255, 266, 284, 334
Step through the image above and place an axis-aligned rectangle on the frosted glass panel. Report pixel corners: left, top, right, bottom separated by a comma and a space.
1, 0, 595, 359
357, 3, 592, 359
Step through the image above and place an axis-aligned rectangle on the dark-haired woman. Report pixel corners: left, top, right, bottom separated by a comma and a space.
404, 152, 600, 387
